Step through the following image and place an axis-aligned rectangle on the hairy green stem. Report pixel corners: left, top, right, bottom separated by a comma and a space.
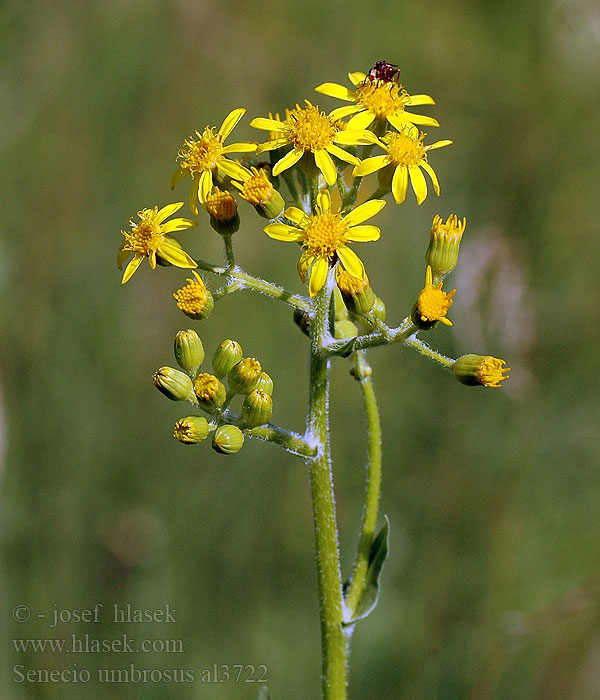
308, 277, 347, 700
403, 335, 455, 369
194, 258, 311, 312
345, 351, 382, 618
244, 424, 316, 458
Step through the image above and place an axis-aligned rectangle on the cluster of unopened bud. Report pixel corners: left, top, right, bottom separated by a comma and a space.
153, 330, 275, 454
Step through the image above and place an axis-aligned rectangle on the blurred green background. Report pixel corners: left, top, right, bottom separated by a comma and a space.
1, 0, 599, 698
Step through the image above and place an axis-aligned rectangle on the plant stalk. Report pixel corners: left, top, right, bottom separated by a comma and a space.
307, 276, 348, 700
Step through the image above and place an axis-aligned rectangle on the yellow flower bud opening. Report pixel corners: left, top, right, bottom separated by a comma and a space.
173, 272, 214, 320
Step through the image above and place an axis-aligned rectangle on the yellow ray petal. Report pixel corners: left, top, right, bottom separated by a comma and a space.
405, 94, 436, 106
425, 139, 453, 151
121, 254, 144, 284
222, 141, 257, 154
198, 170, 213, 205
329, 105, 362, 121
284, 207, 306, 224
337, 246, 365, 279
217, 158, 247, 180
155, 202, 183, 223
159, 237, 197, 268
314, 148, 337, 186
117, 241, 129, 269
409, 165, 427, 205
335, 129, 378, 146
316, 188, 331, 215
255, 138, 290, 154
346, 225, 381, 242
347, 110, 376, 130
315, 82, 355, 101
189, 175, 200, 216
171, 166, 188, 190
272, 148, 303, 176
161, 217, 198, 233
326, 143, 361, 166
218, 108, 245, 140
389, 111, 439, 129
264, 223, 303, 241
391, 165, 409, 204
420, 162, 440, 196
352, 155, 388, 177
348, 72, 366, 86
343, 199, 386, 226
250, 117, 286, 132
308, 258, 329, 297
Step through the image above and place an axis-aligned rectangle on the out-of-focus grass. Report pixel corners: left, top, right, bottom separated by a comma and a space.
1, 1, 600, 698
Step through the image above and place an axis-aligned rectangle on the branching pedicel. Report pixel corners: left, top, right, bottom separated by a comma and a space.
118, 64, 510, 700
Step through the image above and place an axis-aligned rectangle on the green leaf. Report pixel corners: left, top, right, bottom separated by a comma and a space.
344, 516, 390, 624
257, 686, 271, 700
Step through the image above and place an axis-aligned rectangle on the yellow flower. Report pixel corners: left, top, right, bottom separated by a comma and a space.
250, 101, 379, 187
173, 271, 214, 320
118, 203, 197, 284
264, 190, 385, 297
353, 127, 452, 205
315, 71, 439, 132
415, 265, 456, 327
171, 108, 256, 216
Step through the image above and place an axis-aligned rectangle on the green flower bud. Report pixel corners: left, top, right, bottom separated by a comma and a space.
212, 425, 245, 454
254, 372, 274, 396
227, 357, 262, 395
193, 373, 227, 410
336, 268, 376, 316
333, 287, 349, 321
453, 354, 510, 388
242, 390, 273, 427
425, 214, 466, 282
334, 319, 359, 339
372, 296, 386, 323
212, 339, 243, 379
153, 366, 195, 402
173, 416, 209, 444
174, 330, 205, 377
204, 188, 240, 235
359, 296, 387, 332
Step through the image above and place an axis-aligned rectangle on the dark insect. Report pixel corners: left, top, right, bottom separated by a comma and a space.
366, 61, 400, 83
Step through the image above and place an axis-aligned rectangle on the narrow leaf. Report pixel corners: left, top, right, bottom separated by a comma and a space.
344, 516, 390, 624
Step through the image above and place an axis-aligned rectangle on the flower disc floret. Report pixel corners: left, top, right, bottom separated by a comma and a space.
118, 203, 197, 284
250, 101, 378, 187
263, 190, 385, 297
353, 126, 452, 205
315, 70, 440, 132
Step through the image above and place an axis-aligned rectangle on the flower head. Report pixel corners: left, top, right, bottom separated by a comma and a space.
232, 166, 284, 219
315, 70, 439, 132
414, 265, 456, 327
171, 108, 256, 215
173, 271, 214, 320
118, 203, 197, 284
453, 354, 510, 388
250, 101, 378, 186
353, 126, 452, 205
264, 190, 385, 297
